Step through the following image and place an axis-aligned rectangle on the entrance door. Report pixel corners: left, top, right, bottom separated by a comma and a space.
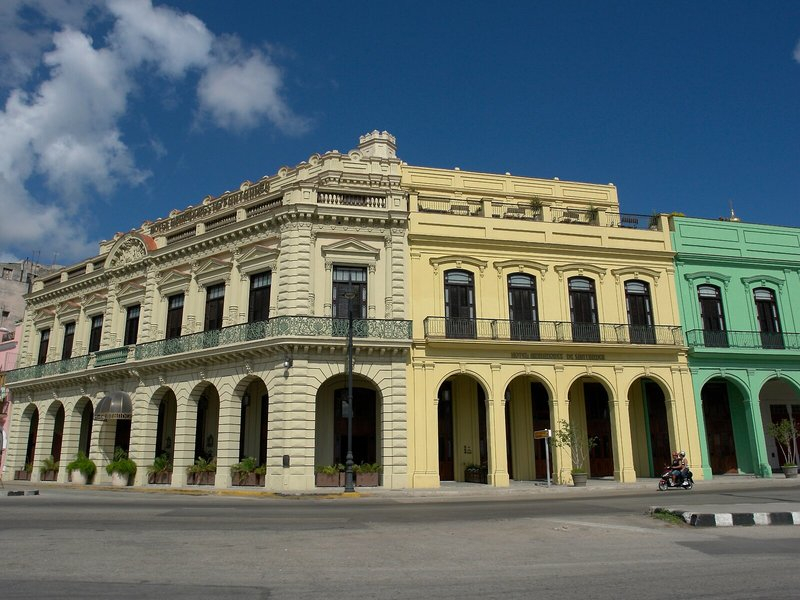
644, 381, 670, 475
438, 385, 454, 480
334, 388, 377, 465
585, 383, 613, 476
702, 382, 738, 474
531, 382, 552, 478
569, 278, 600, 342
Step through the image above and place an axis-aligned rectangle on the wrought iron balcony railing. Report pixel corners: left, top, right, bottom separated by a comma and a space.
5, 316, 412, 384
685, 329, 800, 350
423, 317, 683, 346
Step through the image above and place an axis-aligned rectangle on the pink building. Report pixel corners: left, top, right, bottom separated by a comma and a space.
0, 324, 21, 474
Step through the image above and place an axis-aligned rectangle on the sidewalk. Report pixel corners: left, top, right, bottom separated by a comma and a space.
4, 474, 800, 526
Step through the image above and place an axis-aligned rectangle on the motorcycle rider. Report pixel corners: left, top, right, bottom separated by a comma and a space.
678, 451, 689, 486
669, 451, 682, 486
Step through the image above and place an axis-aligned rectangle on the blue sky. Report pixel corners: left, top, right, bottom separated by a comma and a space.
1, 1, 799, 265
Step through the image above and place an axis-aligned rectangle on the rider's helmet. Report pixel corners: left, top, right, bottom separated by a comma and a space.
679, 451, 685, 458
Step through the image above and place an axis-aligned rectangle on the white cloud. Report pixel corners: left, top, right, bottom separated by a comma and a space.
198, 47, 309, 133
106, 0, 212, 76
0, 0, 307, 263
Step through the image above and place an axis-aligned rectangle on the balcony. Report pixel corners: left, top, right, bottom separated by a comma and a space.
423, 317, 683, 346
5, 316, 412, 385
416, 196, 661, 231
685, 329, 800, 351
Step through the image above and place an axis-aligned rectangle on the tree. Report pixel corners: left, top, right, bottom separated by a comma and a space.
551, 419, 599, 473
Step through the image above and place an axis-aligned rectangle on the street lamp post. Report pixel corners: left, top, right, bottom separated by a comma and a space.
343, 288, 356, 493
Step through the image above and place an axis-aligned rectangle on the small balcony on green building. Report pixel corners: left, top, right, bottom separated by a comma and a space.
685, 329, 800, 352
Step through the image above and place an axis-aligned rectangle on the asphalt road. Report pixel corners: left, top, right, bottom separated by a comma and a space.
2, 483, 799, 599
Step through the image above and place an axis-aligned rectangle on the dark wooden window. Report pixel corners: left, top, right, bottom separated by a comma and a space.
444, 269, 476, 338
248, 271, 271, 323
754, 288, 783, 349
37, 328, 50, 364
88, 315, 103, 353
204, 284, 225, 331
166, 294, 184, 339
697, 285, 727, 347
569, 277, 600, 342
124, 305, 140, 346
625, 280, 655, 344
508, 273, 539, 340
61, 322, 75, 359
332, 266, 367, 319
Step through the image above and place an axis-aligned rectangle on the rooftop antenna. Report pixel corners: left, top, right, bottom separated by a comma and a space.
729, 200, 741, 222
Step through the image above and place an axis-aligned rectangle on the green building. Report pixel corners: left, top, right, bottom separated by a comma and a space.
672, 216, 800, 479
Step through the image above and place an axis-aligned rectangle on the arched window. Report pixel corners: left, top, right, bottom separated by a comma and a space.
568, 277, 600, 342
444, 269, 475, 338
508, 273, 539, 340
624, 280, 655, 344
753, 288, 783, 349
697, 285, 727, 348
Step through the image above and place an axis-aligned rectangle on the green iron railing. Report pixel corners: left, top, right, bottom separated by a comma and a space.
5, 316, 412, 384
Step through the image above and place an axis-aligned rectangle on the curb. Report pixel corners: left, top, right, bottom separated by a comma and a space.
652, 507, 800, 527
4, 489, 40, 496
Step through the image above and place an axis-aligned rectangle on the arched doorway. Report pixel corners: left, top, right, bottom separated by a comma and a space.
192, 385, 220, 462
48, 402, 65, 464
759, 378, 800, 473
74, 398, 94, 458
153, 389, 177, 461
238, 378, 269, 466
701, 378, 752, 474
21, 405, 39, 474
315, 375, 382, 471
568, 378, 614, 477
437, 375, 488, 482
628, 378, 671, 477
505, 378, 552, 480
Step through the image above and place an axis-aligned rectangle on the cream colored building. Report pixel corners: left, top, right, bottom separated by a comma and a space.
404, 166, 703, 486
5, 131, 411, 490
6, 132, 704, 490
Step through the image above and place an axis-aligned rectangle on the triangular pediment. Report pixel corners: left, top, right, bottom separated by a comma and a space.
194, 256, 231, 286
55, 300, 81, 318
158, 269, 191, 288
238, 244, 279, 275
321, 237, 380, 260
117, 280, 146, 303
82, 293, 108, 314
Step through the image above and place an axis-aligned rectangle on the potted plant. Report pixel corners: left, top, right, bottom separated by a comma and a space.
67, 452, 97, 485
530, 197, 544, 220
187, 457, 216, 485
231, 456, 263, 486
315, 464, 344, 487
552, 419, 599, 486
14, 462, 33, 481
147, 453, 173, 485
354, 462, 382, 487
648, 212, 660, 230
463, 463, 488, 484
106, 447, 137, 487
586, 205, 599, 223
40, 455, 59, 481
767, 418, 798, 478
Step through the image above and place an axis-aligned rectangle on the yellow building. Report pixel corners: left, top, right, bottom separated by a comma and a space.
403, 166, 702, 486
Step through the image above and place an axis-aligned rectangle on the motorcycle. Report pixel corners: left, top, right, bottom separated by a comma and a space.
658, 468, 693, 491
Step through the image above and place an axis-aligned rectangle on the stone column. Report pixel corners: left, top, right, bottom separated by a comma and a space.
171, 391, 196, 487
551, 364, 572, 484
609, 366, 636, 482
58, 400, 82, 483
215, 390, 240, 488
487, 363, 509, 487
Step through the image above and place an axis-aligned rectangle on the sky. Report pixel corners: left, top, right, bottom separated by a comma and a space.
1, 1, 799, 266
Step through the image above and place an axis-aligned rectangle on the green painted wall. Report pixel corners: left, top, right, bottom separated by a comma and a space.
672, 217, 800, 479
